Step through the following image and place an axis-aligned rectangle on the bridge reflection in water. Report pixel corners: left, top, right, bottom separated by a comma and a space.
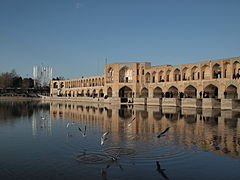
50, 102, 240, 160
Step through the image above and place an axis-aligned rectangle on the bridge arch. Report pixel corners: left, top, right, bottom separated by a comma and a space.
184, 85, 197, 98
168, 86, 178, 98
119, 86, 132, 98
141, 87, 149, 98
204, 84, 218, 98
107, 87, 112, 97
225, 85, 238, 99
153, 87, 163, 98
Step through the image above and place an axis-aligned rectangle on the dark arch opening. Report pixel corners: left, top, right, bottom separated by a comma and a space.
184, 85, 197, 98
225, 85, 238, 99
204, 84, 218, 98
119, 86, 133, 98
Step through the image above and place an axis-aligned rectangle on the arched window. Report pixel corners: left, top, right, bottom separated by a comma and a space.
119, 66, 133, 83
173, 69, 181, 81
152, 71, 156, 83
145, 72, 150, 83
212, 64, 221, 79
107, 67, 114, 83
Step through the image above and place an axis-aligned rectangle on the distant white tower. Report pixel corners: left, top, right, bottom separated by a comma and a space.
33, 65, 53, 87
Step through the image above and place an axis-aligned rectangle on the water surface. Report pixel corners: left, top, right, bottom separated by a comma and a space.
0, 101, 240, 180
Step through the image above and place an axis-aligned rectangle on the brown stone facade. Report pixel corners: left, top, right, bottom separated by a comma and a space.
50, 57, 240, 106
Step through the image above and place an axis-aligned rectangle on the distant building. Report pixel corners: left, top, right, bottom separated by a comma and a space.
33, 66, 53, 87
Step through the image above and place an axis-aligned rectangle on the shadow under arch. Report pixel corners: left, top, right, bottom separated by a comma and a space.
184, 85, 197, 98
225, 85, 238, 99
141, 87, 149, 98
204, 84, 218, 98
119, 86, 132, 98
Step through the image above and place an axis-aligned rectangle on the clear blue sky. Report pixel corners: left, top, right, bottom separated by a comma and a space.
0, 0, 239, 79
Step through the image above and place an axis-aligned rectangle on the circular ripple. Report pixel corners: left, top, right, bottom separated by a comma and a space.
104, 147, 136, 157
76, 152, 114, 164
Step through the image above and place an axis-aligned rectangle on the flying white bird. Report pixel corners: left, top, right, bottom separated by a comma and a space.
101, 132, 109, 145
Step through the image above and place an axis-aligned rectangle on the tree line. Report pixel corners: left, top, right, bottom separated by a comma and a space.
0, 70, 35, 89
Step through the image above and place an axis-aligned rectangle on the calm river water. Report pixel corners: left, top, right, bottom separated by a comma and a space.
0, 100, 240, 180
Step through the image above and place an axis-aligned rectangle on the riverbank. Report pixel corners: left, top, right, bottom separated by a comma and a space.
0, 96, 41, 101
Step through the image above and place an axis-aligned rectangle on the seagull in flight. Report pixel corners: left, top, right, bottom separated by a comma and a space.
157, 127, 170, 138
101, 132, 109, 145
78, 125, 87, 137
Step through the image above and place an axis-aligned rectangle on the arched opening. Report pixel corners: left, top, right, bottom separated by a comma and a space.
158, 71, 164, 82
152, 71, 156, 83
223, 62, 231, 78
102, 78, 104, 86
182, 67, 189, 81
212, 64, 221, 79
99, 89, 104, 97
107, 67, 114, 83
60, 82, 64, 88
173, 68, 181, 81
225, 85, 238, 99
92, 89, 97, 97
119, 66, 132, 83
184, 85, 197, 98
86, 89, 90, 97
89, 79, 92, 87
166, 70, 171, 82
81, 90, 84, 97
204, 84, 218, 98
145, 72, 150, 83
191, 66, 199, 80
167, 86, 178, 98
201, 65, 210, 80
119, 86, 132, 98
233, 61, 240, 79
141, 88, 148, 98
98, 78, 101, 86
53, 82, 58, 88
153, 87, 163, 98
107, 87, 112, 97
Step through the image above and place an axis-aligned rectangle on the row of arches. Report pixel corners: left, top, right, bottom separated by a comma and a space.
53, 77, 105, 89
140, 85, 238, 99
145, 61, 240, 84
60, 89, 105, 98
115, 85, 238, 99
